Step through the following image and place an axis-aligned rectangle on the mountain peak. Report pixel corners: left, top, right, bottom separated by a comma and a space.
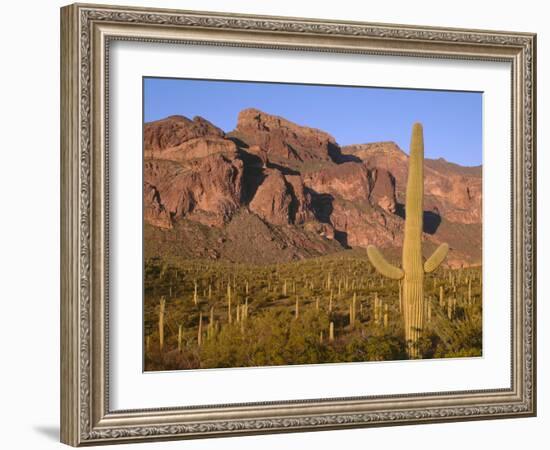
144, 110, 482, 267
144, 114, 225, 154
230, 108, 337, 167
343, 141, 408, 161
149, 114, 192, 124
236, 108, 336, 142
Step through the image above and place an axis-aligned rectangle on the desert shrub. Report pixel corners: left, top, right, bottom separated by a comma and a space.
144, 256, 483, 370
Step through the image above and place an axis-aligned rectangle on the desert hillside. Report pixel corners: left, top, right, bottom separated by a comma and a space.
144, 109, 482, 267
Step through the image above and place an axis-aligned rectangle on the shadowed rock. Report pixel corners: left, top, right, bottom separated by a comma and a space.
143, 110, 482, 266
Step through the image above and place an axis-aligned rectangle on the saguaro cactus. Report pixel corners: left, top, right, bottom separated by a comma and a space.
350, 292, 357, 327
374, 292, 380, 324
367, 123, 449, 358
208, 306, 215, 340
158, 296, 166, 352
178, 324, 183, 352
197, 312, 203, 346
227, 283, 232, 324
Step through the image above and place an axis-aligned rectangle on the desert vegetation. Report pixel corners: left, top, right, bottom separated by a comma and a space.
144, 251, 482, 371
142, 108, 483, 371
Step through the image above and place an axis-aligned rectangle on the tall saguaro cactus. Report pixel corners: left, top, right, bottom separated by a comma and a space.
367, 123, 449, 358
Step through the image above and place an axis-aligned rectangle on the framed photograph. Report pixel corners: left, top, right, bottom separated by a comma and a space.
60, 3, 536, 446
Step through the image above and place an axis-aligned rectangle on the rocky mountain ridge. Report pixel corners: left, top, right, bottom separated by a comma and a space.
144, 108, 482, 267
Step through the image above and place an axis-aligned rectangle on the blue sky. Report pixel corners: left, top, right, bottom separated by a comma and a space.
144, 77, 482, 166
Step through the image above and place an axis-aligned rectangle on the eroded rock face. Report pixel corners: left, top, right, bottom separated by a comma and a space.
152, 137, 238, 163
329, 201, 401, 248
232, 108, 337, 166
144, 115, 238, 164
346, 142, 408, 181
144, 151, 244, 227
143, 109, 483, 266
424, 170, 482, 224
144, 115, 224, 156
369, 168, 397, 213
302, 163, 399, 246
249, 169, 292, 225
144, 182, 172, 229
304, 162, 371, 204
345, 142, 482, 225
284, 174, 315, 225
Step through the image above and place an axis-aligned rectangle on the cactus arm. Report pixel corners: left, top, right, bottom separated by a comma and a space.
367, 245, 404, 280
424, 243, 449, 273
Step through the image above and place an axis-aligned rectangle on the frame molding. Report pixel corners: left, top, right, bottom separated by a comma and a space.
61, 3, 536, 446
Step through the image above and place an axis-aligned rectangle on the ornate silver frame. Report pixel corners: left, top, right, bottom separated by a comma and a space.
60, 3, 536, 446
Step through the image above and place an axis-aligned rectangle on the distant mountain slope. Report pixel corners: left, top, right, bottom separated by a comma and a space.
144, 109, 482, 267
